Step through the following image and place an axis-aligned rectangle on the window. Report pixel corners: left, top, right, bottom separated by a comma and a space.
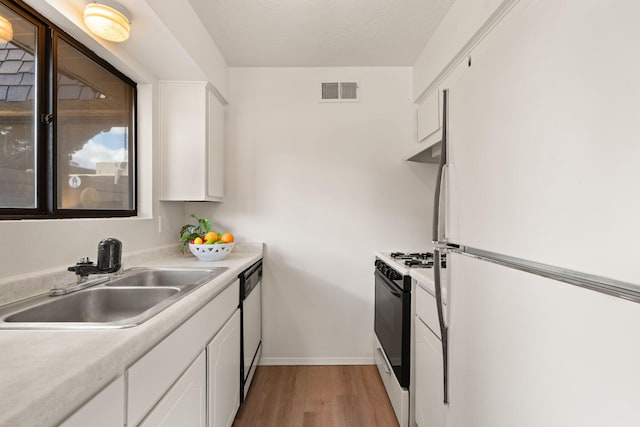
0, 0, 136, 219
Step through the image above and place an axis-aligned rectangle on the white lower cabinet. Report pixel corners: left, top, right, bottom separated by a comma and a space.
58, 279, 243, 427
59, 375, 124, 427
208, 309, 241, 427
127, 280, 238, 426
140, 352, 207, 427
414, 317, 446, 427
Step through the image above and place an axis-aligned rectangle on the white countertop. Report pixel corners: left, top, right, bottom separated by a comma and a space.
0, 244, 263, 427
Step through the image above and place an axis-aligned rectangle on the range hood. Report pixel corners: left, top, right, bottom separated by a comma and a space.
404, 135, 442, 163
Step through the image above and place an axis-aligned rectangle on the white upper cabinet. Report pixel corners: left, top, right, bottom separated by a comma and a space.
407, 58, 467, 164
160, 81, 225, 202
406, 88, 443, 163
417, 89, 441, 143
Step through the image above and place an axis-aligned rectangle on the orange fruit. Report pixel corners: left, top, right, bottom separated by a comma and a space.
204, 231, 219, 242
220, 232, 234, 243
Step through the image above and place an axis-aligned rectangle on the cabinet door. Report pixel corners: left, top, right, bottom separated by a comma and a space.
415, 318, 446, 427
416, 89, 440, 142
59, 376, 124, 427
208, 309, 241, 427
160, 81, 224, 202
128, 280, 239, 426
207, 87, 224, 200
140, 352, 206, 427
159, 81, 207, 201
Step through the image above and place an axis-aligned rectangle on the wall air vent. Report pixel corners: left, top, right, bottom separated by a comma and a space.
322, 82, 340, 100
320, 81, 359, 102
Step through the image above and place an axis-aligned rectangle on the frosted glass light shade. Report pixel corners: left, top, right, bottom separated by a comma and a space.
84, 2, 130, 42
0, 15, 13, 43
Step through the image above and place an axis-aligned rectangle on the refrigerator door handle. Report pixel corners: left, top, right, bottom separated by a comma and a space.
434, 248, 449, 405
432, 89, 449, 243
432, 163, 444, 243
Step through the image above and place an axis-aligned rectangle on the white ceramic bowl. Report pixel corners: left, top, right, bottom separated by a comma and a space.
188, 242, 234, 261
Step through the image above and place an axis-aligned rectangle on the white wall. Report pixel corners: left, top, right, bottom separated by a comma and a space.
188, 67, 437, 363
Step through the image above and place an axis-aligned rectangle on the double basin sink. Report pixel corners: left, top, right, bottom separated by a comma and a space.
0, 267, 228, 329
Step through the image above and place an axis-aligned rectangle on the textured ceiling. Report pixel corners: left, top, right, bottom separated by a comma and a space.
188, 0, 455, 67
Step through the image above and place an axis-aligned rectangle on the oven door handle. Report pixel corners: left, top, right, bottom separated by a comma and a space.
375, 271, 403, 297
376, 347, 392, 374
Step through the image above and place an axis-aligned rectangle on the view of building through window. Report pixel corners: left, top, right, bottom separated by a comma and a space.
0, 2, 37, 209
56, 37, 134, 211
0, 0, 136, 217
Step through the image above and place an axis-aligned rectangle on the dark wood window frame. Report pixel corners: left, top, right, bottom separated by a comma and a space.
0, 0, 137, 220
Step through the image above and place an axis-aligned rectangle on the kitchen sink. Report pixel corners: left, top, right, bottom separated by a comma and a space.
0, 266, 228, 329
5, 288, 180, 323
106, 268, 218, 288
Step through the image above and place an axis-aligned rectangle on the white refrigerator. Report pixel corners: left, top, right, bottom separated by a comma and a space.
430, 1, 640, 426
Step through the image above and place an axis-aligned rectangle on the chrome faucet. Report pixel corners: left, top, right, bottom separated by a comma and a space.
51, 238, 123, 296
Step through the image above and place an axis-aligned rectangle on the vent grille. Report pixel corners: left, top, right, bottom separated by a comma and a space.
340, 82, 358, 99
322, 82, 340, 100
320, 81, 359, 102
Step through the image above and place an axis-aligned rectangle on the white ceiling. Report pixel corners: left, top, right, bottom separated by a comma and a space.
187, 0, 455, 67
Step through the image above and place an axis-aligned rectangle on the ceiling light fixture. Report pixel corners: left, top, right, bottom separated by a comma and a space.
83, 1, 130, 42
0, 15, 13, 44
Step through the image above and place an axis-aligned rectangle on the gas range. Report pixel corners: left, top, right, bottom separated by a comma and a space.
375, 251, 438, 292
389, 252, 435, 268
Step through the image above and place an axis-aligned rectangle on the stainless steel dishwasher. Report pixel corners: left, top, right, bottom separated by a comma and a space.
239, 259, 262, 402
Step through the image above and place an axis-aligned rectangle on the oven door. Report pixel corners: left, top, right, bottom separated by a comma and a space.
374, 270, 411, 387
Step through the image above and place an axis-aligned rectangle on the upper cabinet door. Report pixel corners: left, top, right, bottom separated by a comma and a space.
160, 81, 225, 202
417, 89, 440, 142
207, 88, 225, 200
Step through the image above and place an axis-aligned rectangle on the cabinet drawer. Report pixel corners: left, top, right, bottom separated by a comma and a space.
416, 283, 442, 339
128, 280, 239, 426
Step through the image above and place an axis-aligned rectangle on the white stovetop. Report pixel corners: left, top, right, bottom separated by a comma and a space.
375, 251, 445, 301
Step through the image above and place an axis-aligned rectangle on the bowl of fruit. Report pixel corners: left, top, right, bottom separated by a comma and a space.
180, 214, 235, 262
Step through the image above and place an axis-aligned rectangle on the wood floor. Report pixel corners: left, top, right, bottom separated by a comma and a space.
232, 365, 399, 427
